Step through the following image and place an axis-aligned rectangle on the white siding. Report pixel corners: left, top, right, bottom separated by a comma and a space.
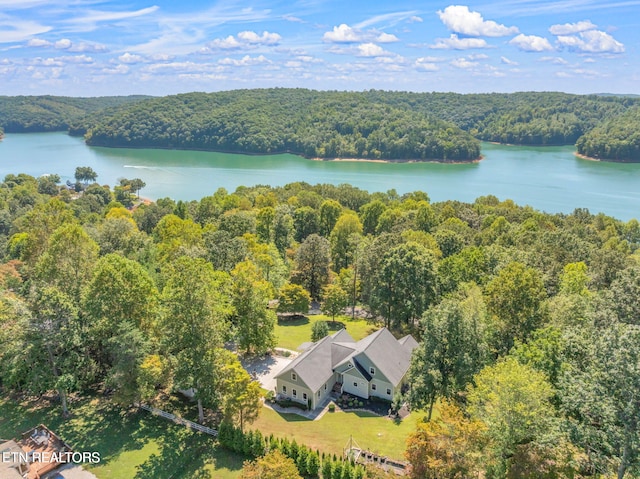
342, 370, 369, 399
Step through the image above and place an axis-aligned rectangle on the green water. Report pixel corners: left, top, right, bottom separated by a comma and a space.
1, 132, 638, 220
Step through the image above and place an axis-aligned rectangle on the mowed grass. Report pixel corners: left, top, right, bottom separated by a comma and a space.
275, 314, 377, 351
252, 405, 427, 461
0, 394, 244, 479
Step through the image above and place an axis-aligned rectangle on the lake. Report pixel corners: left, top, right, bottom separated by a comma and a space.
1, 132, 638, 221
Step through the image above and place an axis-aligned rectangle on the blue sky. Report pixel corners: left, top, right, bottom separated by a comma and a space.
1, 0, 638, 96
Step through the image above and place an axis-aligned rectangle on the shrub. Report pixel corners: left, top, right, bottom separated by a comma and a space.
328, 403, 336, 412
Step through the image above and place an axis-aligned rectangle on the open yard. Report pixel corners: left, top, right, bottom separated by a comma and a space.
0, 394, 244, 479
252, 405, 426, 461
275, 314, 377, 351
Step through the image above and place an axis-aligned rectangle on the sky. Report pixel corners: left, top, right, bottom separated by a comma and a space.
1, 0, 639, 96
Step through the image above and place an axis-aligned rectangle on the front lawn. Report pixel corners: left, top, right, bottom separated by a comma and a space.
251, 404, 427, 461
0, 394, 244, 479
275, 314, 376, 351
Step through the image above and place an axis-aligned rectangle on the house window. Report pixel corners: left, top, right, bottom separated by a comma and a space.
303, 393, 307, 400
353, 382, 358, 387
386, 388, 391, 395
324, 384, 327, 391
293, 389, 297, 397
317, 391, 321, 397
370, 367, 375, 375
372, 384, 377, 391
291, 372, 297, 381
282, 385, 287, 393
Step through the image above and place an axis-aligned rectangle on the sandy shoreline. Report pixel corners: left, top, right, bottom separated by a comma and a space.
311, 156, 483, 164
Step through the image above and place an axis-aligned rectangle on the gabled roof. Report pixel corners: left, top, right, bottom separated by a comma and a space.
276, 327, 418, 392
275, 329, 355, 392
354, 328, 417, 387
399, 334, 419, 351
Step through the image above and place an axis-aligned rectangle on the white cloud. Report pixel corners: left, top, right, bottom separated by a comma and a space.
55, 38, 72, 49
549, 20, 597, 35
437, 5, 518, 37
468, 53, 489, 60
237, 31, 281, 45
408, 16, 423, 23
540, 56, 569, 65
500, 56, 518, 65
59, 54, 93, 64
557, 30, 624, 53
218, 55, 269, 66
451, 57, 478, 69
102, 64, 129, 75
323, 24, 361, 43
323, 24, 398, 44
283, 14, 304, 23
430, 34, 489, 50
376, 32, 399, 43
201, 31, 281, 53
68, 42, 108, 53
357, 43, 389, 57
509, 34, 554, 52
119, 52, 144, 64
415, 57, 439, 71
26, 38, 52, 47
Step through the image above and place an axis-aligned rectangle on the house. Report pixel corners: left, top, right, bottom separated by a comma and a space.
275, 328, 419, 410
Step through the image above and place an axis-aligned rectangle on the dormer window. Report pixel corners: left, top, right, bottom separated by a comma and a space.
370, 367, 375, 375
291, 372, 297, 381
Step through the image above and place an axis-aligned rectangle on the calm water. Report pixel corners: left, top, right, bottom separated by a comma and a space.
1, 132, 639, 221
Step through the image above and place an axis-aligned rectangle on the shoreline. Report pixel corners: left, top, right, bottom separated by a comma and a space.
311, 156, 483, 164
574, 151, 640, 163
86, 140, 482, 164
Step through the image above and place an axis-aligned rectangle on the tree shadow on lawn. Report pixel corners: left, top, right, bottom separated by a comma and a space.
134, 424, 244, 479
0, 394, 165, 468
277, 316, 310, 327
273, 410, 311, 423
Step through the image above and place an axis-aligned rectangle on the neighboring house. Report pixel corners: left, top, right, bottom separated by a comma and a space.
275, 327, 418, 410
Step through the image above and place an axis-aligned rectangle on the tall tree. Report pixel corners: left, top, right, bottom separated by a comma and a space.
231, 260, 276, 355
467, 357, 558, 477
292, 234, 330, 300
321, 283, 348, 325
217, 349, 262, 430
370, 242, 437, 329
408, 287, 489, 420
160, 256, 233, 422
329, 212, 363, 271
405, 401, 485, 479
74, 166, 98, 185
485, 262, 547, 354
560, 323, 640, 478
35, 223, 99, 302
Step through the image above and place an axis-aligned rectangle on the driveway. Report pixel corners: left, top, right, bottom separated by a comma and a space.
241, 353, 294, 393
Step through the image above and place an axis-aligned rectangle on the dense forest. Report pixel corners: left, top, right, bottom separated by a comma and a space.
73, 89, 640, 161
0, 95, 149, 133
2, 90, 639, 161
0, 171, 639, 478
576, 104, 640, 161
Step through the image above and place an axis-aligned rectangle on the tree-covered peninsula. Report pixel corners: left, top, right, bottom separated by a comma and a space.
2, 90, 640, 161
75, 89, 640, 162
80, 90, 482, 162
0, 95, 150, 133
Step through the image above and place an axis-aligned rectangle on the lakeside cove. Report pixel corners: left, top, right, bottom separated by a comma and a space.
1, 131, 639, 221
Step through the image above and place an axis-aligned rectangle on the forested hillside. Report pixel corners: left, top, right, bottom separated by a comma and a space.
2, 90, 639, 160
0, 95, 150, 133
74, 89, 640, 161
576, 104, 640, 161
80, 90, 481, 161
0, 172, 639, 477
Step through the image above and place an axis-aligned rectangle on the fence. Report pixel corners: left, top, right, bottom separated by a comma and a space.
135, 403, 218, 437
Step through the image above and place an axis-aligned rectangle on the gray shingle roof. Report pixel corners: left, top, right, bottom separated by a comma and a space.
275, 327, 418, 392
